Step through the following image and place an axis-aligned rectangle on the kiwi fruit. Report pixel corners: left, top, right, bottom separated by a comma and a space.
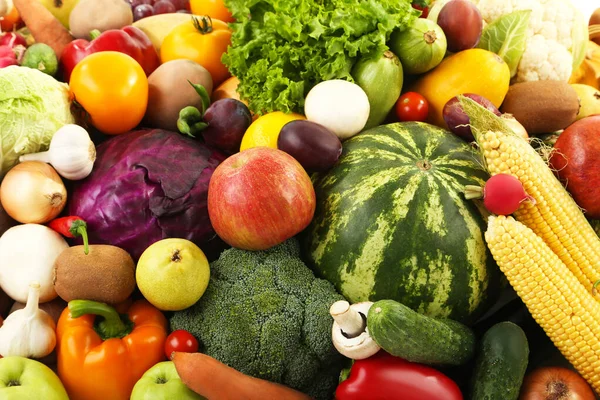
500, 80, 580, 135
54, 245, 136, 304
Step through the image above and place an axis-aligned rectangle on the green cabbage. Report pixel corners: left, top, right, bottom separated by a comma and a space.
0, 66, 74, 176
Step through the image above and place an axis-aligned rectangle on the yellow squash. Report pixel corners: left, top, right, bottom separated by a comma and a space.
569, 40, 600, 90
410, 48, 510, 128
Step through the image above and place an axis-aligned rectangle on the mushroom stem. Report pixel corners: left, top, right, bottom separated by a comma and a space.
330, 300, 366, 338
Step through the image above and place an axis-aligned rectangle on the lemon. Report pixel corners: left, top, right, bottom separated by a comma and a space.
136, 238, 210, 311
240, 111, 305, 151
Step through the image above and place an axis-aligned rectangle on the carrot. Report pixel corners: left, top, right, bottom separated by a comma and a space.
12, 0, 73, 58
172, 352, 313, 400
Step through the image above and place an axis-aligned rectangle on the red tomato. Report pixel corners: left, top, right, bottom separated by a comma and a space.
165, 329, 199, 359
395, 92, 430, 122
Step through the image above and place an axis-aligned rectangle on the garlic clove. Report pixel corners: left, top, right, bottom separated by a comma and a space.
19, 124, 96, 181
0, 281, 57, 358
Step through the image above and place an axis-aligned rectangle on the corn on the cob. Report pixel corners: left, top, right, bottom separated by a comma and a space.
486, 215, 600, 393
460, 97, 600, 296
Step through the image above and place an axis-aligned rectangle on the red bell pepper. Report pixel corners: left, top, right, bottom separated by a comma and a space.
336, 351, 464, 400
60, 26, 160, 82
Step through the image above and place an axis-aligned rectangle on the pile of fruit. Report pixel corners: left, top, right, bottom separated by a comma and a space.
1, 0, 600, 399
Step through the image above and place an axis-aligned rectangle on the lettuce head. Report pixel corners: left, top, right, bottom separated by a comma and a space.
0, 66, 75, 176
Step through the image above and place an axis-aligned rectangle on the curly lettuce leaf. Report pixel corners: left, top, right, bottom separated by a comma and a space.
477, 10, 531, 78
223, 0, 419, 115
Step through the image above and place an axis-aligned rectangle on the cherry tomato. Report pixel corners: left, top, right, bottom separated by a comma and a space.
411, 1, 430, 18
165, 329, 199, 359
190, 0, 234, 23
395, 92, 429, 122
70, 51, 148, 135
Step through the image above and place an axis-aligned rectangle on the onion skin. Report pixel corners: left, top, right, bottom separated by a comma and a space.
519, 367, 596, 400
0, 161, 67, 224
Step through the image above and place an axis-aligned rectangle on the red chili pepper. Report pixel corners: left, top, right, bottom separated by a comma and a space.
336, 351, 464, 400
48, 216, 90, 255
60, 26, 160, 82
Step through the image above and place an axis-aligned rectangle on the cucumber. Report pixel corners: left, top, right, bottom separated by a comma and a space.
351, 51, 403, 130
470, 321, 529, 400
367, 299, 476, 366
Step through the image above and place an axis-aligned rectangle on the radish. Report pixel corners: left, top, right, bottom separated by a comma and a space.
465, 174, 534, 215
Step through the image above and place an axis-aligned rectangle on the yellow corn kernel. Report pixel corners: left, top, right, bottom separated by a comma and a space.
486, 215, 600, 393
479, 130, 600, 297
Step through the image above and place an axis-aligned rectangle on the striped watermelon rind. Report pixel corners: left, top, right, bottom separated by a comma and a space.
302, 122, 500, 324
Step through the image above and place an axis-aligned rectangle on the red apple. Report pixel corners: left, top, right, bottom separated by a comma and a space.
549, 115, 600, 219
207, 147, 316, 250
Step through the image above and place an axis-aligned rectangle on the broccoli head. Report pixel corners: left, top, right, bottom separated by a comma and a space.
169, 238, 347, 400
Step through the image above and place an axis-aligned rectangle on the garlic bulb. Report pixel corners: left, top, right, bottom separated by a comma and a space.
19, 124, 96, 180
0, 281, 57, 358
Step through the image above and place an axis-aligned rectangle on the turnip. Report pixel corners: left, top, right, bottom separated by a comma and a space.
465, 174, 534, 216
304, 79, 370, 140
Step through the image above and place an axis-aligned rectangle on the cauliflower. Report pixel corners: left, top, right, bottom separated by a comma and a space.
430, 0, 588, 82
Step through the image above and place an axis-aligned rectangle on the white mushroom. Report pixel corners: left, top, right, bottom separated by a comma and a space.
330, 300, 380, 360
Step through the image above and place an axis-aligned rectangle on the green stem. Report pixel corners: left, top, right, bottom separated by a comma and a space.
464, 185, 484, 200
68, 300, 133, 340
188, 81, 211, 116
69, 219, 89, 255
89, 30, 102, 40
192, 16, 213, 34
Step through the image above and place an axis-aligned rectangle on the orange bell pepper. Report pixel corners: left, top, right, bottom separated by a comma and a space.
56, 299, 168, 400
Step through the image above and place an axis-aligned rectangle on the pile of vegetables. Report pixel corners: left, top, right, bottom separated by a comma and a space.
1, 0, 600, 399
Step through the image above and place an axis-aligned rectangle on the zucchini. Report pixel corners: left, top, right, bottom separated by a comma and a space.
470, 321, 529, 400
351, 51, 403, 130
366, 299, 476, 366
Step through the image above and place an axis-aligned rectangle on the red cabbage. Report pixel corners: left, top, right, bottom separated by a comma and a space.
69, 129, 228, 260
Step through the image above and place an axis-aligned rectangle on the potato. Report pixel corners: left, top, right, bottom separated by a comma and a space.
69, 0, 133, 40
145, 59, 214, 131
54, 245, 136, 304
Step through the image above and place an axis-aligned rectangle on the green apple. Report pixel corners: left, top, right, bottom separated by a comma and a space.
131, 361, 204, 400
38, 0, 81, 29
136, 238, 210, 311
0, 356, 69, 400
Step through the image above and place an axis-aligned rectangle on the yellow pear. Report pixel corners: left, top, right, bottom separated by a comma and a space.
571, 83, 600, 120
38, 0, 81, 29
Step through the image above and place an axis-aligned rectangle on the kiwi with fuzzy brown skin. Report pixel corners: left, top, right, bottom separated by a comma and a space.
500, 80, 580, 135
54, 245, 136, 304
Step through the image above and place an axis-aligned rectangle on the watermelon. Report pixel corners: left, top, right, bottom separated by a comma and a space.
303, 122, 500, 324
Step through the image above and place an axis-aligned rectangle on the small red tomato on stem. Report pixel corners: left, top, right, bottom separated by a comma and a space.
465, 174, 534, 215
395, 92, 429, 122
411, 0, 430, 18
165, 329, 199, 360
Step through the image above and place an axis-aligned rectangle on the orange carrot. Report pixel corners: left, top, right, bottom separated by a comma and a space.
12, 0, 73, 58
172, 352, 313, 400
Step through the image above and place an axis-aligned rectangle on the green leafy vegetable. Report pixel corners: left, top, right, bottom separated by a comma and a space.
223, 0, 419, 115
0, 66, 74, 177
477, 10, 531, 78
